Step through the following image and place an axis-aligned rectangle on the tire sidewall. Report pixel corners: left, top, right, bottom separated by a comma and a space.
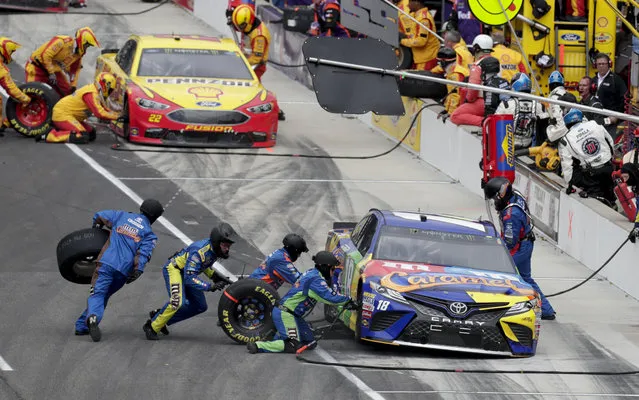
7, 82, 60, 137
56, 228, 109, 285
217, 278, 280, 344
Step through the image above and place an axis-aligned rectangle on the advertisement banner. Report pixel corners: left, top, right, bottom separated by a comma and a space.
513, 163, 561, 241
371, 96, 422, 153
173, 0, 194, 11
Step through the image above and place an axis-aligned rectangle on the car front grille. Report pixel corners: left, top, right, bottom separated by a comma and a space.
506, 323, 533, 347
369, 311, 409, 332
166, 109, 249, 125
143, 129, 267, 147
398, 319, 510, 352
404, 292, 509, 320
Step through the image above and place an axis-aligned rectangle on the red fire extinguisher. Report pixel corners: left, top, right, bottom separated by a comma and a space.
481, 114, 516, 188
612, 170, 637, 222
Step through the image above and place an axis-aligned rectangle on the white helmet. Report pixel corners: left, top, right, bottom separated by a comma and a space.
472, 34, 494, 52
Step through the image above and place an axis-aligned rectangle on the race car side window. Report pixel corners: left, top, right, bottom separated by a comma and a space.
354, 215, 378, 255
116, 40, 136, 75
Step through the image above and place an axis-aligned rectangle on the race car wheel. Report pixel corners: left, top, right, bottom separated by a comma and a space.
56, 228, 109, 285
324, 303, 339, 323
6, 82, 60, 137
396, 45, 413, 70
217, 278, 280, 344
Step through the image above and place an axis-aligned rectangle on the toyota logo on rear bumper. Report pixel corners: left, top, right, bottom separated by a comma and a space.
449, 302, 468, 315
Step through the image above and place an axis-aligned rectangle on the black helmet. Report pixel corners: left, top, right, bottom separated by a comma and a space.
282, 233, 309, 262
436, 47, 457, 70
483, 177, 513, 211
210, 222, 238, 259
313, 251, 339, 282
479, 56, 501, 77
140, 199, 164, 224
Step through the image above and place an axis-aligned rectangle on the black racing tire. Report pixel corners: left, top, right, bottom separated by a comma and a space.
56, 228, 109, 285
396, 70, 449, 100
218, 278, 280, 344
324, 303, 339, 323
101, 48, 119, 55
396, 45, 413, 70
6, 82, 59, 137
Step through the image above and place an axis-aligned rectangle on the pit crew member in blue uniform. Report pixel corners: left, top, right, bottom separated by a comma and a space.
143, 223, 237, 340
75, 199, 164, 342
247, 251, 358, 353
248, 233, 309, 289
484, 177, 557, 320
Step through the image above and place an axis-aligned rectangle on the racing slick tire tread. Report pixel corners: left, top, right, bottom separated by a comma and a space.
7, 82, 59, 137
217, 278, 280, 344
396, 70, 448, 100
56, 228, 109, 285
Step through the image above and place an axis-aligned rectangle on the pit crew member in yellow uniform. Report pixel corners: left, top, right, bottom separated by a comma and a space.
0, 38, 31, 136
35, 72, 120, 144
432, 47, 469, 117
231, 4, 285, 121
25, 27, 100, 97
491, 31, 526, 83
400, 0, 439, 70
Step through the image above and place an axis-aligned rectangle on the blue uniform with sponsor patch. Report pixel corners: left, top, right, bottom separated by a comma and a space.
500, 192, 555, 317
149, 239, 221, 332
248, 248, 301, 289
254, 268, 351, 353
75, 210, 158, 333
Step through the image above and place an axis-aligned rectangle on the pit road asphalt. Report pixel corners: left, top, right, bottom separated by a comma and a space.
1, 1, 639, 399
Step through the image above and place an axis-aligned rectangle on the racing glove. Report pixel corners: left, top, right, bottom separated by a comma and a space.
126, 270, 143, 284
628, 227, 639, 243
344, 300, 360, 310
48, 74, 57, 85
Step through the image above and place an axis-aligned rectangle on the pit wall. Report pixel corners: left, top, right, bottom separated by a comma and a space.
189, 1, 639, 301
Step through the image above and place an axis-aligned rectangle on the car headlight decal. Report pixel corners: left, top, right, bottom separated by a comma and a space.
247, 102, 273, 113
369, 281, 408, 305
136, 97, 169, 110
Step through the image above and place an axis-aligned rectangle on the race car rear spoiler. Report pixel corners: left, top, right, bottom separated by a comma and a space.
0, 0, 68, 13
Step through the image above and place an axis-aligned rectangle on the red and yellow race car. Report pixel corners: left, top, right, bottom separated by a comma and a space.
95, 34, 280, 147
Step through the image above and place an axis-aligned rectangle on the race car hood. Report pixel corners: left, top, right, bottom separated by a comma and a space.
365, 260, 535, 300
132, 77, 263, 110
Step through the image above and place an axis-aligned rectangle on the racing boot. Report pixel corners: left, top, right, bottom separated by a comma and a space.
88, 127, 97, 142
87, 314, 101, 342
278, 109, 286, 121
149, 309, 169, 335
541, 313, 556, 320
143, 319, 159, 340
246, 342, 259, 354
74, 330, 89, 336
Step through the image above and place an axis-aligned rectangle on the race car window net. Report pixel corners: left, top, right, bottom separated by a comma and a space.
373, 226, 517, 274
136, 49, 253, 80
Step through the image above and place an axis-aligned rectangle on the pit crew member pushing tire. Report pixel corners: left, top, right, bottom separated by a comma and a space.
484, 177, 557, 320
0, 37, 31, 136
247, 251, 359, 354
25, 27, 100, 98
143, 223, 236, 340
35, 72, 121, 144
230, 4, 286, 121
75, 199, 164, 342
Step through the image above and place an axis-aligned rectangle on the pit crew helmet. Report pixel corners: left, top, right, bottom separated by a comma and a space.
563, 108, 583, 128
210, 223, 238, 259
471, 34, 494, 55
483, 176, 513, 211
436, 47, 457, 70
548, 70, 564, 91
75, 27, 100, 56
479, 56, 500, 79
95, 72, 116, 102
140, 198, 164, 225
282, 233, 309, 262
0, 38, 21, 64
312, 251, 340, 282
232, 4, 256, 33
511, 73, 532, 93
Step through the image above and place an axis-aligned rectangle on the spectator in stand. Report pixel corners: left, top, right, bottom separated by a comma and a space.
400, 0, 440, 71
491, 31, 526, 83
432, 47, 469, 117
577, 76, 605, 126
593, 53, 628, 139
560, 109, 616, 207
446, 0, 482, 45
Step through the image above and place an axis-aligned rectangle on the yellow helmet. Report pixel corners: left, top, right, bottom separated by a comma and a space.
95, 72, 116, 100
232, 4, 256, 33
75, 27, 100, 56
0, 37, 21, 64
